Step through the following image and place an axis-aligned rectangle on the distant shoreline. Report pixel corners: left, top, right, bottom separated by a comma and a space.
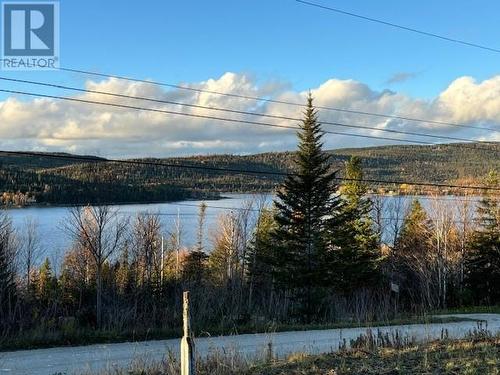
0, 196, 225, 210
0, 191, 482, 211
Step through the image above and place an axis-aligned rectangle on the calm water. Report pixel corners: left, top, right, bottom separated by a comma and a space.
3, 193, 272, 267
2, 193, 478, 269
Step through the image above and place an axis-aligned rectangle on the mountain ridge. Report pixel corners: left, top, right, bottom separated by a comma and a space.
0, 143, 498, 206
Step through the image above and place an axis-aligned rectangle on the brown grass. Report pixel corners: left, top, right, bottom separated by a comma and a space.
83, 333, 500, 375
249, 338, 499, 374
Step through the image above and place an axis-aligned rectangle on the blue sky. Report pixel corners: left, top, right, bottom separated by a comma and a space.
1, 0, 500, 156
5, 0, 500, 97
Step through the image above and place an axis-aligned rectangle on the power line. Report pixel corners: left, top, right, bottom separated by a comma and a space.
3, 87, 498, 154
160, 199, 481, 212
145, 194, 484, 211
295, 0, 500, 54
121, 202, 478, 225
57, 66, 497, 132
373, 194, 481, 204
3, 77, 497, 148
0, 88, 441, 146
0, 150, 291, 177
0, 149, 498, 191
165, 201, 264, 213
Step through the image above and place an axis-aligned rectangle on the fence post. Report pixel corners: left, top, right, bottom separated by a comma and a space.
181, 291, 195, 375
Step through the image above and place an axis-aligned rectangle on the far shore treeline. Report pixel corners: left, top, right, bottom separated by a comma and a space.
1, 140, 499, 207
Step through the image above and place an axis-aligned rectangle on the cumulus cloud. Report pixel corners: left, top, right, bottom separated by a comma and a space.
0, 73, 499, 157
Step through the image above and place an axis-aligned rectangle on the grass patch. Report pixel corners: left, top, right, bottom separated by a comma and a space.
79, 335, 500, 375
0, 315, 473, 352
247, 337, 500, 374
434, 305, 500, 315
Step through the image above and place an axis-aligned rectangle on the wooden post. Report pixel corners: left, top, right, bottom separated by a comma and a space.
181, 291, 195, 375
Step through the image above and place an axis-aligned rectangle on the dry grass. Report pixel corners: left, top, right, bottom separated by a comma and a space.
249, 338, 499, 374
81, 331, 500, 375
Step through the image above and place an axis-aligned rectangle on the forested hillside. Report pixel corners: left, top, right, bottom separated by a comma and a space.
0, 143, 498, 206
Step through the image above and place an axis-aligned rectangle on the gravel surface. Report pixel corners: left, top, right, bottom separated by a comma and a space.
0, 313, 498, 375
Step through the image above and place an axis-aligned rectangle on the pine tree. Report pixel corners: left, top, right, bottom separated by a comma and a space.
329, 156, 381, 292
37, 258, 58, 305
246, 208, 276, 306
393, 199, 435, 307
465, 171, 500, 304
115, 247, 132, 294
271, 94, 343, 319
183, 202, 209, 285
182, 251, 209, 284
196, 202, 207, 252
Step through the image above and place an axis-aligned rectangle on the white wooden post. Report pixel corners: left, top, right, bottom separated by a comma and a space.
181, 291, 195, 375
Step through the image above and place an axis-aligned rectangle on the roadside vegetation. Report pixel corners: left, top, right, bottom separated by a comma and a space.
1, 315, 467, 351
79, 329, 500, 375
1, 98, 498, 351
246, 337, 500, 375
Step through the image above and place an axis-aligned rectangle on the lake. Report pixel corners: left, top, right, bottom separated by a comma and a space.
2, 193, 479, 269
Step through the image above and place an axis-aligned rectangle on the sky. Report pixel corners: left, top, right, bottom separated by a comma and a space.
1, 0, 500, 157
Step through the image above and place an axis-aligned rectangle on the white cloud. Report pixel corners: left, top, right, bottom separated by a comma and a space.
0, 73, 499, 157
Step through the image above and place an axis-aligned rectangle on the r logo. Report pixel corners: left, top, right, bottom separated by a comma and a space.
2, 1, 59, 69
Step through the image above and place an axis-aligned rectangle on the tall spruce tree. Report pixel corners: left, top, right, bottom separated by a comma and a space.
393, 199, 435, 307
465, 171, 500, 304
183, 202, 209, 285
36, 258, 58, 306
246, 208, 276, 307
271, 94, 343, 320
329, 156, 380, 292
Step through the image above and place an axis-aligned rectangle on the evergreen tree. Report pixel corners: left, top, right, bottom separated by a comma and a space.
183, 202, 209, 284
182, 251, 209, 284
465, 171, 500, 304
393, 199, 435, 307
341, 156, 376, 249
329, 156, 380, 292
246, 208, 276, 306
37, 258, 58, 305
208, 212, 240, 286
397, 200, 432, 248
115, 247, 133, 294
196, 202, 207, 252
271, 94, 343, 319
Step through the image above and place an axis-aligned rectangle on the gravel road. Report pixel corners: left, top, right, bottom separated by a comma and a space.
1, 313, 498, 375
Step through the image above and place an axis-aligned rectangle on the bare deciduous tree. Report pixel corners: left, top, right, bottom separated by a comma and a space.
19, 217, 43, 290
132, 213, 162, 287
371, 195, 386, 247
64, 206, 128, 327
386, 196, 408, 246
0, 212, 18, 329
456, 194, 475, 292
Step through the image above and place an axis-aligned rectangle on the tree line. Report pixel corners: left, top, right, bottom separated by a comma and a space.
0, 97, 498, 347
1, 135, 499, 207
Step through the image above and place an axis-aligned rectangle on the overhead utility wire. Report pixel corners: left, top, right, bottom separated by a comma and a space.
295, 0, 500, 54
3, 76, 497, 148
57, 66, 496, 132
121, 202, 477, 225
0, 88, 441, 146
0, 150, 498, 191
